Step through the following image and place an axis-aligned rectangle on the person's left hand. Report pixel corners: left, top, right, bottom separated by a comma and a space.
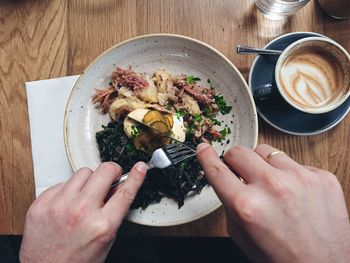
20, 161, 147, 263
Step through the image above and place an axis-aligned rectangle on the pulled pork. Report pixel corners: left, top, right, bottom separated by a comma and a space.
112, 66, 149, 90
93, 66, 148, 113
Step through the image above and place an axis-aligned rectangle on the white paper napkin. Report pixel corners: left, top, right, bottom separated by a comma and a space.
25, 75, 80, 197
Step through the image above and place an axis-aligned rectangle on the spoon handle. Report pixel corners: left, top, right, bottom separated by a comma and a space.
236, 45, 283, 55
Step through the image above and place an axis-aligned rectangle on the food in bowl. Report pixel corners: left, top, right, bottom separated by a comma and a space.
93, 66, 232, 209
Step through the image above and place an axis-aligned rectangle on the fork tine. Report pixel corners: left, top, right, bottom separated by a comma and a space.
168, 148, 194, 159
171, 153, 197, 165
166, 145, 187, 154
164, 142, 181, 150
164, 142, 196, 153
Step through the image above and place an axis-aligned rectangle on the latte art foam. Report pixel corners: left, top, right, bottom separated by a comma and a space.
279, 49, 345, 110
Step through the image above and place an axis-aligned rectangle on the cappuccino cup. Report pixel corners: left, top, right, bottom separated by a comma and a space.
254, 37, 350, 114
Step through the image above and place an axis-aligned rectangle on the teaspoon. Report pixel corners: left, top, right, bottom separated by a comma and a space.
236, 45, 283, 55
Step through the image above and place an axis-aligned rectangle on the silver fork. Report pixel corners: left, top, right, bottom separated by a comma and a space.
110, 142, 196, 189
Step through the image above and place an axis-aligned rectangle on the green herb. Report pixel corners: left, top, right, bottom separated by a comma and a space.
219, 127, 231, 138
175, 109, 187, 119
187, 119, 196, 135
219, 129, 226, 137
131, 125, 140, 138
194, 114, 203, 122
186, 75, 201, 84
207, 79, 211, 84
203, 106, 213, 117
212, 118, 221, 126
214, 95, 232, 115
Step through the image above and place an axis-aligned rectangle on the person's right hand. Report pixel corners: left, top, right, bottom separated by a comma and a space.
197, 143, 350, 263
20, 161, 147, 263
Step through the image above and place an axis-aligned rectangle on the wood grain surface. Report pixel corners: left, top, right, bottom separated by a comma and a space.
0, 0, 349, 235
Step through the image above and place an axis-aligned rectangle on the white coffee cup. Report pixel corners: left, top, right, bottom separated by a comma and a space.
255, 37, 350, 114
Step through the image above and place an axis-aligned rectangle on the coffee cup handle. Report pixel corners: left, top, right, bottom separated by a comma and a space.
252, 83, 273, 100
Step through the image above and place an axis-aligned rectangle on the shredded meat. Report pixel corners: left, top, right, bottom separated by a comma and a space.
207, 129, 222, 139
175, 75, 215, 105
93, 66, 149, 113
92, 86, 118, 113
112, 66, 149, 91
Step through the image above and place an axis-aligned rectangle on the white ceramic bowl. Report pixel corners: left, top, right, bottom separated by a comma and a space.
64, 34, 258, 226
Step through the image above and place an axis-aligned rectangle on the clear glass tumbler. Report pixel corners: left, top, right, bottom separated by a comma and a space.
255, 0, 310, 19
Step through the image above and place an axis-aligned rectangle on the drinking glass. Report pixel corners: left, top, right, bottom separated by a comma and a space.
255, 0, 310, 19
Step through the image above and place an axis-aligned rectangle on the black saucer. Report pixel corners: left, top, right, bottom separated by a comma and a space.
249, 32, 350, 135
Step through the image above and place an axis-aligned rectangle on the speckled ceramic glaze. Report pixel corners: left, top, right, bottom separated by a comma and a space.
64, 34, 258, 226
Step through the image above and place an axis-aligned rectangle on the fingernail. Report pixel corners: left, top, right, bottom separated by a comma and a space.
197, 143, 210, 152
135, 162, 148, 173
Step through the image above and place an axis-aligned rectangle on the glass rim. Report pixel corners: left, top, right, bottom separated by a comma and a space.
264, 0, 309, 5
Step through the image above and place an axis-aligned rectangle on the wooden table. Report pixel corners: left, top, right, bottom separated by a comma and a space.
1, 0, 349, 236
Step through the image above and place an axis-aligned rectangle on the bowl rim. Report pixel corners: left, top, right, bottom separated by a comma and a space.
63, 33, 258, 226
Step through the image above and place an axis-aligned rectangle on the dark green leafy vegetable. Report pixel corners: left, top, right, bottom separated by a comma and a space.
96, 121, 207, 209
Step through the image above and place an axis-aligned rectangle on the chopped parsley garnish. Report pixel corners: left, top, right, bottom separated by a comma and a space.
186, 75, 201, 84
219, 127, 231, 138
131, 125, 140, 138
194, 114, 203, 122
203, 106, 213, 117
175, 109, 187, 120
214, 95, 232, 115
187, 120, 196, 135
212, 118, 221, 126
207, 79, 211, 84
